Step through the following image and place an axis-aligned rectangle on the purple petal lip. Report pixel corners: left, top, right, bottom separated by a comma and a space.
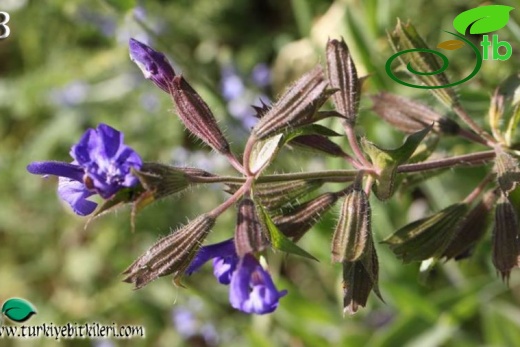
27, 123, 142, 216
27, 161, 84, 182
229, 254, 287, 315
187, 240, 287, 314
129, 38, 176, 93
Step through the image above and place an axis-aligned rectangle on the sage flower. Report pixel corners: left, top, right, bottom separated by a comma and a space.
186, 239, 287, 314
27, 124, 142, 216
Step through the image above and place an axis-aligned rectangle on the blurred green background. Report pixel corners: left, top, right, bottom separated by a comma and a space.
2, 0, 520, 346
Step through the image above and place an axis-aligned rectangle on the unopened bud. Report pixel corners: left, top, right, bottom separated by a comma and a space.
170, 76, 231, 154
492, 194, 520, 281
326, 38, 360, 125
274, 192, 339, 242
371, 92, 459, 135
129, 38, 176, 93
234, 198, 269, 257
383, 203, 469, 263
123, 214, 215, 289
253, 66, 331, 139
332, 185, 371, 262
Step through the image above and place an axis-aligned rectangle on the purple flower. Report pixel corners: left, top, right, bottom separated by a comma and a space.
27, 124, 142, 216
129, 38, 176, 93
186, 239, 287, 315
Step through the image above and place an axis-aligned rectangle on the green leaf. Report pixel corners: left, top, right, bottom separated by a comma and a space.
362, 125, 432, 200
249, 134, 284, 174
257, 205, 318, 261
453, 5, 514, 35
285, 124, 343, 141
2, 298, 37, 323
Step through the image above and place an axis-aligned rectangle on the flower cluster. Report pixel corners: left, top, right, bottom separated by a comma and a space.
27, 19, 520, 317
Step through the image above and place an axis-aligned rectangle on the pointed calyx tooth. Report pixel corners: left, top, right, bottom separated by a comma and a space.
331, 184, 371, 263
274, 192, 339, 242
252, 66, 330, 139
370, 93, 460, 135
170, 75, 231, 155
494, 148, 520, 195
326, 38, 360, 125
492, 193, 520, 281
234, 198, 269, 257
122, 214, 215, 289
343, 235, 382, 315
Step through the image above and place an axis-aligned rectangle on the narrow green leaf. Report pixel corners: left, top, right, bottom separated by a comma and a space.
257, 205, 318, 261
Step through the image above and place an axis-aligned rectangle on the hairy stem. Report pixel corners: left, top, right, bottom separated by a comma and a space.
208, 177, 253, 218
344, 123, 373, 169
463, 173, 494, 204
397, 150, 496, 173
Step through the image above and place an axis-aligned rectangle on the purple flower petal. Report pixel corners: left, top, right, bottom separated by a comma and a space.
186, 239, 235, 275
57, 178, 97, 216
129, 38, 176, 93
28, 123, 142, 216
229, 254, 287, 314
27, 161, 84, 182
212, 255, 238, 285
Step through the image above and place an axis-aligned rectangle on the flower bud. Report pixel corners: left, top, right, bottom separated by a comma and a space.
383, 203, 469, 263
129, 38, 176, 93
492, 194, 520, 281
171, 76, 231, 155
123, 214, 215, 289
253, 66, 331, 139
274, 192, 339, 242
326, 38, 360, 125
226, 179, 324, 210
234, 198, 269, 257
343, 236, 382, 315
494, 148, 520, 195
371, 92, 460, 134
332, 185, 371, 262
442, 189, 497, 260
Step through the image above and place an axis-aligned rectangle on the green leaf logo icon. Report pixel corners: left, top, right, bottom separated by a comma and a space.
1, 298, 37, 323
453, 5, 514, 35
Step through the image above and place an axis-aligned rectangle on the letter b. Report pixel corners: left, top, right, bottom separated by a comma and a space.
492, 34, 512, 61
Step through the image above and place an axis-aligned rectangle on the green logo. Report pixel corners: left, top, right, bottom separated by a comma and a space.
1, 298, 37, 323
386, 5, 514, 89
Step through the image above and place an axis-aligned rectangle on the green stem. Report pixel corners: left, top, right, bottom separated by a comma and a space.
397, 150, 495, 173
